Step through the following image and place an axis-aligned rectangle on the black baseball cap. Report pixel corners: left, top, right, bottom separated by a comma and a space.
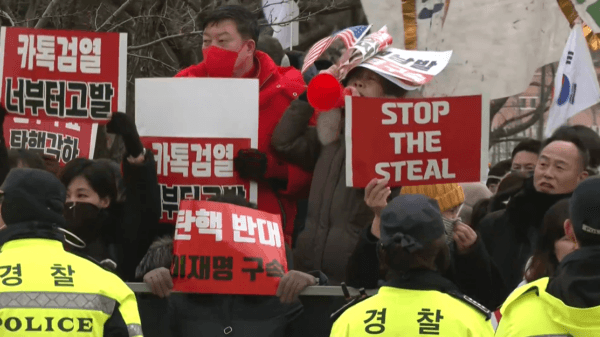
380, 194, 446, 251
0, 168, 66, 226
570, 177, 600, 244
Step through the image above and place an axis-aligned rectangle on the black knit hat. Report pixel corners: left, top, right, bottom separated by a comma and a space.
380, 194, 445, 252
0, 168, 66, 226
570, 177, 600, 244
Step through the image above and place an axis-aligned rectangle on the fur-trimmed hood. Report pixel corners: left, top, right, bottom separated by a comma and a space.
135, 236, 173, 280
316, 108, 343, 146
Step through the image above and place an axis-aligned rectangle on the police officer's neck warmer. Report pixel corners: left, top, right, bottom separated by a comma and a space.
0, 168, 66, 245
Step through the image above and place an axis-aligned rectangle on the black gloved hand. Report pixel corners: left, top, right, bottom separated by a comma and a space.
106, 112, 144, 158
234, 149, 268, 180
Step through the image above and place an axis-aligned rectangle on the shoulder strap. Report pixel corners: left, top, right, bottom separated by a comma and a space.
68, 249, 116, 274
330, 287, 371, 322
446, 290, 492, 320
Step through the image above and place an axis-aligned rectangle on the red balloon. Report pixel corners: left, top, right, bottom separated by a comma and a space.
307, 73, 345, 111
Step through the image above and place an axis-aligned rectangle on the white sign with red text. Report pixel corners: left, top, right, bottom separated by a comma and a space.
359, 48, 452, 88
135, 78, 259, 223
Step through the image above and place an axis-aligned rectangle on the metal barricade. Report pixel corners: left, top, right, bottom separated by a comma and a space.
127, 283, 378, 337
127, 283, 378, 297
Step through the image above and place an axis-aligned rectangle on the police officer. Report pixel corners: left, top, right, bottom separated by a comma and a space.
330, 194, 493, 336
0, 168, 143, 336
496, 177, 600, 336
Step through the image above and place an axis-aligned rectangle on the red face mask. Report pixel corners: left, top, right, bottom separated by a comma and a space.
203, 44, 252, 78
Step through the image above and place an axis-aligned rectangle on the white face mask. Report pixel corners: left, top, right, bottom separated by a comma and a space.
442, 216, 461, 248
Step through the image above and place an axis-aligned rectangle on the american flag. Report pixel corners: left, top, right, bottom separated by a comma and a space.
301, 25, 371, 74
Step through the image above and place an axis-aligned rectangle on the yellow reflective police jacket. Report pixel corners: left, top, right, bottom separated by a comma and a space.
0, 238, 143, 336
496, 277, 600, 336
330, 286, 494, 337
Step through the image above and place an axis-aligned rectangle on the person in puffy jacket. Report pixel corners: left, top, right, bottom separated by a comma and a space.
174, 5, 312, 246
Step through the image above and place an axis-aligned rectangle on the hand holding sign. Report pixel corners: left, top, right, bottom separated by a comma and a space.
364, 178, 391, 217
233, 149, 267, 180
364, 178, 390, 239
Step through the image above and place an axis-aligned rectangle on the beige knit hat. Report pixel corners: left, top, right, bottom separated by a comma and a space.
400, 183, 465, 212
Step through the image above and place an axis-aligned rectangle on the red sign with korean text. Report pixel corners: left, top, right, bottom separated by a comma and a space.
345, 95, 489, 188
3, 116, 97, 165
0, 27, 127, 124
141, 137, 254, 223
172, 200, 288, 295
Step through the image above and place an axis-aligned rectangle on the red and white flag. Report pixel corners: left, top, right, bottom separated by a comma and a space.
301, 25, 371, 74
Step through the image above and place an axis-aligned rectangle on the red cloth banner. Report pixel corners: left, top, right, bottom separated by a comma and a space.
4, 117, 97, 165
0, 27, 127, 124
141, 137, 254, 223
345, 95, 489, 188
172, 200, 288, 295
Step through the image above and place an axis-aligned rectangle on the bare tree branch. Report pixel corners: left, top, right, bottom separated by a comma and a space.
182, 0, 200, 12
0, 9, 14, 26
25, 0, 40, 27
494, 137, 530, 144
259, 2, 360, 28
495, 109, 538, 130
97, 0, 136, 31
34, 0, 65, 29
300, 0, 361, 12
128, 31, 203, 51
489, 97, 509, 123
0, 0, 16, 26
490, 62, 558, 145
128, 52, 179, 72
15, 11, 86, 25
297, 23, 335, 50
106, 14, 176, 32
490, 88, 552, 141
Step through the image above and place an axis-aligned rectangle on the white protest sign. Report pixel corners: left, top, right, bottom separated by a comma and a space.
135, 78, 259, 222
359, 48, 453, 88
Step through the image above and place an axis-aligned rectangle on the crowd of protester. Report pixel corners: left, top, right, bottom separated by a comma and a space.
1, 4, 600, 337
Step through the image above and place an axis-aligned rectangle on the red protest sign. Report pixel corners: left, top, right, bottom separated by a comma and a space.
141, 137, 255, 223
172, 200, 288, 295
0, 27, 127, 123
345, 95, 489, 188
3, 116, 98, 165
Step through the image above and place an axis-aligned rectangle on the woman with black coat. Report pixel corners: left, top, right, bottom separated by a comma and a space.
59, 112, 161, 281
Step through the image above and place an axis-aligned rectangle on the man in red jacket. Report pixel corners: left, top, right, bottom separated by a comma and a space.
175, 6, 310, 245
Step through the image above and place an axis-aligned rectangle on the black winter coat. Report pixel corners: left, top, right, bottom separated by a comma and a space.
547, 246, 600, 308
73, 150, 161, 282
135, 237, 326, 337
346, 224, 505, 311
478, 178, 570, 306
